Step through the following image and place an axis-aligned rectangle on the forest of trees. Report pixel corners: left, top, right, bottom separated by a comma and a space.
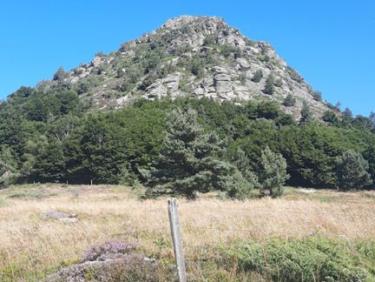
1, 86, 375, 197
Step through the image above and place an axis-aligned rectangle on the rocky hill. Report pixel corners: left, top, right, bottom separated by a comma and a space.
35, 16, 332, 119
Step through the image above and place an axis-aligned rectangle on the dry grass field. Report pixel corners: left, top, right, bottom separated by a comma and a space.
0, 184, 375, 281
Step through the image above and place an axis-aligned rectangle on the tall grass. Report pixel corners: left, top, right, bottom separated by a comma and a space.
0, 185, 374, 281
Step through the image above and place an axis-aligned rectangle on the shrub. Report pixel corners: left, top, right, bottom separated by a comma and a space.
53, 67, 68, 81
300, 101, 313, 124
227, 237, 372, 282
251, 70, 263, 83
312, 90, 322, 101
322, 111, 339, 124
191, 58, 204, 78
220, 44, 242, 58
283, 95, 296, 107
287, 66, 304, 83
263, 74, 275, 95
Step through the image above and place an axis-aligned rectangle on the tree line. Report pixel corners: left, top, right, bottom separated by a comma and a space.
0, 87, 375, 197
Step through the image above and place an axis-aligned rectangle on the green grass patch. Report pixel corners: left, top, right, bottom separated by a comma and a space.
226, 237, 375, 282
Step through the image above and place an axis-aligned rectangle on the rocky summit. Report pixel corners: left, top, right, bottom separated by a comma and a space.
37, 16, 332, 119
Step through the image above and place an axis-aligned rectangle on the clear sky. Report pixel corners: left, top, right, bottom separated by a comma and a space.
1, 0, 374, 115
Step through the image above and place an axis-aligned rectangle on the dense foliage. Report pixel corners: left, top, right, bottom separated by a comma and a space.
0, 89, 375, 194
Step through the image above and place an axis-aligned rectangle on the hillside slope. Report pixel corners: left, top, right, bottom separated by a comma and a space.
33, 16, 331, 119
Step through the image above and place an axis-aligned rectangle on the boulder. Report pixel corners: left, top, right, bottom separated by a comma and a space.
45, 241, 162, 282
42, 210, 78, 223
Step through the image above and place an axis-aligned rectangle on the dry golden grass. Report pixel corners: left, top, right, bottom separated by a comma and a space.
0, 184, 374, 281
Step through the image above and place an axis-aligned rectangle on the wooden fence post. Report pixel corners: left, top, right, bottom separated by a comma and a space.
168, 199, 187, 282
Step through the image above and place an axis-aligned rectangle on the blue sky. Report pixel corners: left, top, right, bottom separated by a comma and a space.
0, 0, 374, 115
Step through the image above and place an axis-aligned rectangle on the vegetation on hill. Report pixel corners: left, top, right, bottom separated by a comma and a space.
0, 94, 375, 195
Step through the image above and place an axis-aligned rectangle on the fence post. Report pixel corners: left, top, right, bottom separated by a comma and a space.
168, 199, 187, 282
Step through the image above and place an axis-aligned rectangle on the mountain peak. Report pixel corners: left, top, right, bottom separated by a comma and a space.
31, 16, 332, 119
162, 15, 225, 30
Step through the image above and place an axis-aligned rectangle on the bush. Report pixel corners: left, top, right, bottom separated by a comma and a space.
312, 90, 322, 101
251, 70, 263, 83
227, 237, 373, 282
322, 111, 339, 124
220, 44, 242, 58
191, 58, 204, 78
287, 66, 304, 83
263, 74, 275, 95
53, 67, 68, 81
283, 95, 296, 107
300, 101, 313, 124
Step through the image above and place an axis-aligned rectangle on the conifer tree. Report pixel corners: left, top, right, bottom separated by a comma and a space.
263, 74, 275, 95
300, 101, 313, 124
251, 70, 263, 82
336, 150, 372, 190
148, 107, 239, 198
231, 148, 259, 187
283, 94, 296, 107
259, 146, 289, 197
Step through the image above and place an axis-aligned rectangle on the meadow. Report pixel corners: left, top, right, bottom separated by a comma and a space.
0, 185, 375, 281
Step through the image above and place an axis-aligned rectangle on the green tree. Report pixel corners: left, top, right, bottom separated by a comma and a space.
251, 70, 263, 82
283, 95, 296, 107
32, 141, 66, 183
263, 74, 275, 95
336, 150, 372, 190
231, 148, 259, 187
53, 67, 68, 81
259, 146, 289, 197
0, 146, 18, 187
148, 107, 238, 198
300, 101, 313, 124
322, 111, 339, 125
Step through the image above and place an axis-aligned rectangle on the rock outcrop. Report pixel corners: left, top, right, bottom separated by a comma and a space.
46, 241, 161, 282
36, 16, 333, 119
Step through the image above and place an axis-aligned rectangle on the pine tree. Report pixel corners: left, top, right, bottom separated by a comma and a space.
227, 148, 259, 199
263, 74, 275, 95
148, 107, 239, 198
251, 70, 263, 82
336, 150, 372, 190
283, 95, 296, 107
300, 101, 313, 124
231, 148, 259, 186
32, 141, 66, 183
322, 111, 338, 124
259, 146, 289, 197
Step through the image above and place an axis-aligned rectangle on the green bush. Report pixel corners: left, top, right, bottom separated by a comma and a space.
312, 90, 323, 101
287, 66, 304, 83
251, 70, 263, 83
263, 74, 275, 95
283, 94, 296, 107
227, 237, 374, 282
300, 101, 313, 124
